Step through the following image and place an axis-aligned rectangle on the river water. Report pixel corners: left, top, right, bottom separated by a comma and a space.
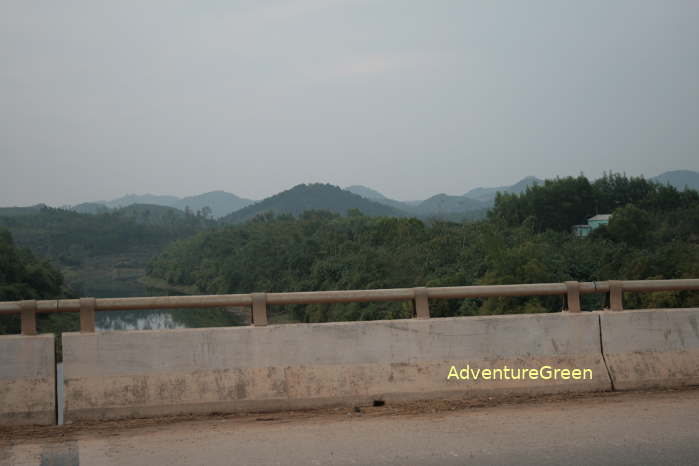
81, 277, 245, 331
88, 278, 189, 331
96, 309, 185, 331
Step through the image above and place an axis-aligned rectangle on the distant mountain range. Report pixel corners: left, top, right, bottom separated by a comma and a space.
344, 176, 542, 221
112, 203, 188, 224
463, 176, 543, 203
71, 190, 254, 218
0, 202, 190, 227
344, 185, 419, 212
71, 202, 111, 215
104, 194, 181, 209
650, 170, 699, 191
410, 194, 486, 218
344, 185, 388, 201
344, 186, 490, 221
57, 169, 699, 223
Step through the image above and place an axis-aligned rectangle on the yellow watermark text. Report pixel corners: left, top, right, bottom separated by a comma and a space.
447, 365, 592, 381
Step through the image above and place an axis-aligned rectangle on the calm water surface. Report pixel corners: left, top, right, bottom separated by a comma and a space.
82, 277, 242, 331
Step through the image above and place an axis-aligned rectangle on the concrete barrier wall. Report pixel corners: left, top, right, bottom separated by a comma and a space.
600, 308, 699, 390
0, 334, 55, 426
62, 313, 610, 421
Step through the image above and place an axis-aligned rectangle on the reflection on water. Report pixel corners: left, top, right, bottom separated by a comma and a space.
96, 310, 186, 331
82, 277, 244, 331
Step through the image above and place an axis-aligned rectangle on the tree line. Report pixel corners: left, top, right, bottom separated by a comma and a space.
2, 173, 698, 331
0, 228, 77, 335
0, 204, 214, 267
147, 174, 699, 322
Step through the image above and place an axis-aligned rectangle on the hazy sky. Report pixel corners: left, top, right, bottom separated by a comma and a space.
1, 0, 698, 206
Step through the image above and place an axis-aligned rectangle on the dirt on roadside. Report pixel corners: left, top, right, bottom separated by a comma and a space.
2, 386, 697, 445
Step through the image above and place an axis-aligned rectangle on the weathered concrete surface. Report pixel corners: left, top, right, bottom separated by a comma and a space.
600, 308, 699, 390
62, 313, 610, 421
3, 389, 699, 466
0, 334, 55, 426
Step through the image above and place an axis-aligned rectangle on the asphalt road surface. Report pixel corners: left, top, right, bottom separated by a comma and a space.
2, 388, 699, 465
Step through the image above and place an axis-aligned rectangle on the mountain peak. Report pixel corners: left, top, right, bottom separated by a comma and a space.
344, 185, 389, 200
651, 170, 699, 191
173, 191, 253, 218
221, 184, 403, 224
464, 177, 542, 203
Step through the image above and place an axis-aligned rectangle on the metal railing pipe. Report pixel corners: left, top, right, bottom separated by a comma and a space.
427, 283, 567, 299
619, 279, 699, 292
95, 294, 252, 311
1, 279, 697, 319
266, 288, 414, 305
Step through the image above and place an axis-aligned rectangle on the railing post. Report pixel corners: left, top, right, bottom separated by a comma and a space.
564, 281, 581, 313
413, 287, 430, 319
251, 293, 268, 326
19, 300, 37, 335
80, 297, 96, 333
609, 280, 623, 311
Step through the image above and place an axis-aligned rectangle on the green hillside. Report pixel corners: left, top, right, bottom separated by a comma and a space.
172, 191, 254, 218
221, 183, 405, 224
0, 228, 76, 335
104, 193, 180, 209
411, 194, 487, 220
72, 191, 253, 219
148, 173, 699, 323
0, 205, 215, 297
651, 170, 699, 191
114, 203, 187, 223
345, 185, 488, 220
464, 176, 542, 204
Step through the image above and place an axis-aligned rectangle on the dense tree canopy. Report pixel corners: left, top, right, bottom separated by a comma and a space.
0, 228, 77, 335
0, 204, 214, 266
2, 173, 698, 330
0, 228, 64, 300
490, 173, 699, 232
148, 174, 699, 321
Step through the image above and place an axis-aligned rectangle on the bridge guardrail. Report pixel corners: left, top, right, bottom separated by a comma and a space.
1, 278, 698, 334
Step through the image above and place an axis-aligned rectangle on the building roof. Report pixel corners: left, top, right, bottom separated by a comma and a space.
588, 214, 612, 221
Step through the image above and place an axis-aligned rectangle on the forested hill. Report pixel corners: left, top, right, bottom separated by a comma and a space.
345, 186, 489, 221
651, 169, 699, 191
344, 185, 415, 212
3, 172, 697, 322
409, 194, 487, 220
0, 228, 65, 301
111, 203, 187, 223
464, 176, 542, 203
0, 229, 73, 334
221, 183, 405, 224
172, 191, 254, 218
490, 173, 699, 234
0, 205, 217, 296
0, 204, 214, 263
58, 170, 698, 224
72, 190, 254, 218
148, 174, 699, 323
